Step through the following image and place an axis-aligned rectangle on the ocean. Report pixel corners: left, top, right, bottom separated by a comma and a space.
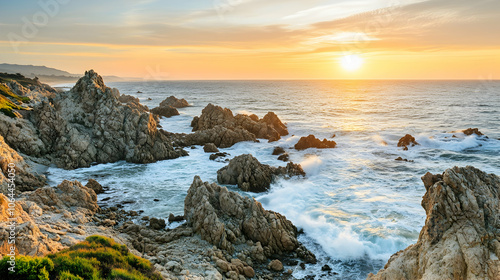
48, 80, 500, 279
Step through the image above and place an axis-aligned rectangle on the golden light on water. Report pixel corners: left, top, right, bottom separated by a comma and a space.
340, 54, 364, 71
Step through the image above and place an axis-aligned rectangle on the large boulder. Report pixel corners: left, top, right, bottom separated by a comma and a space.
150, 105, 179, 118
160, 96, 189, 108
2, 70, 187, 169
184, 176, 316, 263
191, 104, 288, 143
367, 166, 500, 280
294, 135, 336, 150
217, 154, 305, 192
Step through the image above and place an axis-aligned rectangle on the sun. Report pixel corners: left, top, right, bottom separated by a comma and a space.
340, 54, 364, 71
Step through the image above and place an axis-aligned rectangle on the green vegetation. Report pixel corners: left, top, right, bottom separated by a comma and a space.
0, 235, 163, 280
0, 82, 31, 118
0, 83, 30, 103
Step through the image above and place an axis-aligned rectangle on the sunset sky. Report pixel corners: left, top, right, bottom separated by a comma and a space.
0, 0, 499, 80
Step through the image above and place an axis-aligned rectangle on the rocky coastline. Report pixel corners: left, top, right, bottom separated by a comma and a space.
1, 71, 499, 280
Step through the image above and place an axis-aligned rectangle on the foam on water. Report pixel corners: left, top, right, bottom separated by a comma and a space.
46, 80, 500, 280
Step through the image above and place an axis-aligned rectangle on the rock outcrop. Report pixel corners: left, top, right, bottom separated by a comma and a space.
397, 134, 419, 150
0, 135, 46, 193
294, 135, 337, 150
1, 70, 187, 169
203, 143, 219, 153
85, 179, 104, 194
217, 154, 305, 192
163, 126, 258, 149
117, 94, 149, 112
191, 104, 288, 143
368, 166, 500, 280
184, 176, 316, 263
160, 96, 189, 108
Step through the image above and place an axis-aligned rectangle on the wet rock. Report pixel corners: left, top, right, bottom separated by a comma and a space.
217, 154, 305, 192
294, 135, 336, 150
210, 152, 230, 161
395, 157, 414, 162
268, 259, 283, 271
272, 147, 285, 155
184, 176, 316, 262
397, 134, 419, 150
203, 143, 219, 153
368, 166, 500, 280
160, 96, 189, 108
150, 105, 179, 118
168, 213, 184, 223
462, 128, 484, 136
85, 179, 104, 194
149, 217, 166, 230
321, 264, 332, 271
277, 153, 289, 162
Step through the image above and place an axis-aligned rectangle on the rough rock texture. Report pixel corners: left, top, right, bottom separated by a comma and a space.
203, 143, 219, 153
368, 166, 500, 280
85, 179, 104, 194
191, 103, 288, 143
463, 128, 484, 136
1, 70, 187, 169
217, 154, 305, 192
185, 176, 316, 264
117, 94, 149, 112
272, 147, 285, 155
294, 135, 337, 150
160, 96, 189, 108
163, 125, 258, 149
397, 134, 419, 150
0, 135, 46, 193
150, 105, 179, 118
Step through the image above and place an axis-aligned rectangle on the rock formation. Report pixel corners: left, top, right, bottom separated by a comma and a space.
0, 70, 187, 169
397, 134, 419, 150
150, 105, 179, 118
184, 176, 316, 263
117, 94, 149, 112
367, 166, 500, 280
217, 154, 305, 192
85, 179, 104, 194
463, 128, 484, 136
191, 104, 288, 143
0, 135, 46, 193
203, 143, 219, 153
160, 96, 189, 108
294, 135, 337, 150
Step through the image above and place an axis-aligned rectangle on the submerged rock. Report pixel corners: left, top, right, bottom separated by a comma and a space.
368, 166, 500, 280
294, 135, 336, 150
217, 154, 305, 192
184, 176, 316, 263
160, 96, 189, 108
397, 134, 419, 150
272, 146, 285, 155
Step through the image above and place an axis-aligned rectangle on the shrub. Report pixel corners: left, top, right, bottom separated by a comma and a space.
58, 270, 84, 280
0, 255, 54, 280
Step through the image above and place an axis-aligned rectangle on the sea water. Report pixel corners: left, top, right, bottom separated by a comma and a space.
47, 80, 500, 279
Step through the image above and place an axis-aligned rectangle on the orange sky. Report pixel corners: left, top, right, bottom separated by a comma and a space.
0, 0, 499, 80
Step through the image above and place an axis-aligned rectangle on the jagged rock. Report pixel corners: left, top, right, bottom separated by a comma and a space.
184, 176, 316, 263
217, 154, 305, 192
149, 217, 166, 230
268, 260, 283, 271
463, 128, 484, 136
191, 104, 288, 143
168, 213, 184, 223
150, 105, 179, 118
294, 135, 336, 150
28, 180, 99, 213
85, 179, 104, 194
368, 166, 500, 280
164, 126, 257, 149
272, 147, 285, 155
395, 157, 414, 162
9, 70, 188, 169
397, 134, 419, 150
118, 94, 149, 112
160, 96, 189, 108
203, 143, 219, 153
0, 135, 46, 193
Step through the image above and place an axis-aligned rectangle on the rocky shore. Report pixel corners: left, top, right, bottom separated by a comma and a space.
1, 71, 499, 280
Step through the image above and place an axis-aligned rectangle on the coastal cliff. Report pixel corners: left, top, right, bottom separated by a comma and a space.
368, 166, 500, 280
